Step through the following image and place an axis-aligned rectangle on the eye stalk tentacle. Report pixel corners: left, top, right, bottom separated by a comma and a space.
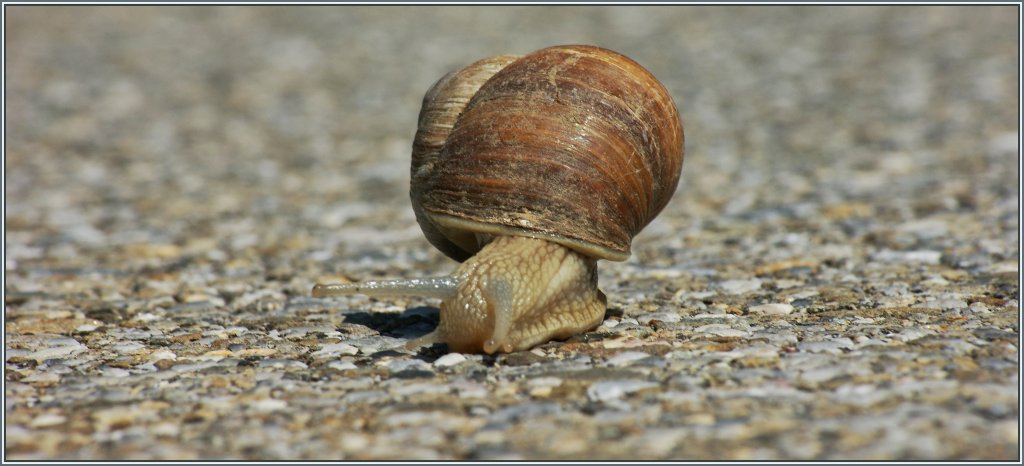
312, 276, 459, 300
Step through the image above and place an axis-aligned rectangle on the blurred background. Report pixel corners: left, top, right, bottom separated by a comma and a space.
7, 6, 1017, 281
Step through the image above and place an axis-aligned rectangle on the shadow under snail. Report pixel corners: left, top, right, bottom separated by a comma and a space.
313, 44, 685, 354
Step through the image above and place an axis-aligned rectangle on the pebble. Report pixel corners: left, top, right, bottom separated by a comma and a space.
747, 303, 795, 316
526, 377, 563, 398
798, 366, 845, 385
897, 218, 949, 240
689, 313, 738, 320
627, 428, 685, 457
149, 350, 176, 361
112, 342, 146, 354
281, 325, 337, 339
797, 338, 855, 354
914, 298, 968, 310
605, 351, 653, 367
488, 403, 564, 426
29, 344, 86, 362
347, 336, 408, 354
983, 262, 1018, 274
872, 249, 943, 265
75, 323, 99, 332
601, 319, 622, 328
256, 359, 308, 369
326, 361, 358, 371
432, 353, 467, 367
694, 324, 750, 338
30, 413, 67, 428
387, 359, 432, 373
310, 342, 359, 358
635, 311, 682, 323
249, 398, 288, 412
677, 290, 717, 301
391, 382, 448, 398
716, 278, 763, 295
101, 367, 131, 378
587, 380, 659, 403
729, 344, 780, 359
21, 372, 61, 384
895, 328, 935, 342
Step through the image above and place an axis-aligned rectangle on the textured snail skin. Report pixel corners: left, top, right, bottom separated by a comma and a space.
314, 45, 682, 354
406, 236, 606, 353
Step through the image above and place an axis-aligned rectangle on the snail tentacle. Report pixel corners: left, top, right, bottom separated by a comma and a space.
481, 276, 516, 354
312, 276, 459, 300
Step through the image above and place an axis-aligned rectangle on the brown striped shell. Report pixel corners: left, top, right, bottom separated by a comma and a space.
411, 45, 684, 262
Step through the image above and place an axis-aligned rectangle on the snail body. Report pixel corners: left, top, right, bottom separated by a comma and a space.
314, 45, 684, 354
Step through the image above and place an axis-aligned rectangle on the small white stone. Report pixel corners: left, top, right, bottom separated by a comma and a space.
249, 398, 288, 412
387, 359, 431, 372
676, 290, 716, 301
774, 279, 803, 289
716, 278, 763, 295
22, 372, 61, 384
310, 342, 359, 358
75, 323, 99, 332
149, 350, 176, 361
914, 299, 967, 310
587, 380, 658, 402
872, 249, 942, 264
897, 218, 949, 240
29, 344, 86, 362
895, 328, 934, 342
526, 376, 563, 389
921, 275, 950, 287
694, 324, 750, 338
690, 313, 738, 320
102, 367, 130, 378
984, 262, 1018, 274
969, 302, 990, 313
452, 381, 488, 399
150, 422, 181, 437
789, 289, 819, 300
433, 353, 467, 367
799, 366, 843, 384
747, 303, 794, 316
30, 413, 67, 428
327, 361, 357, 371
135, 312, 161, 322
630, 429, 686, 457
798, 338, 855, 353
605, 351, 651, 367
636, 311, 682, 323
112, 342, 146, 354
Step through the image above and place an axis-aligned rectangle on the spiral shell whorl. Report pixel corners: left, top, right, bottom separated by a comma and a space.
412, 45, 684, 262
412, 54, 522, 262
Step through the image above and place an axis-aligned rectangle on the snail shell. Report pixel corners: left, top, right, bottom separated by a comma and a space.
314, 45, 684, 354
412, 44, 684, 262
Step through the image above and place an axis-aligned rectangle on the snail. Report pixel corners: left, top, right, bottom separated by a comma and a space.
313, 45, 684, 354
